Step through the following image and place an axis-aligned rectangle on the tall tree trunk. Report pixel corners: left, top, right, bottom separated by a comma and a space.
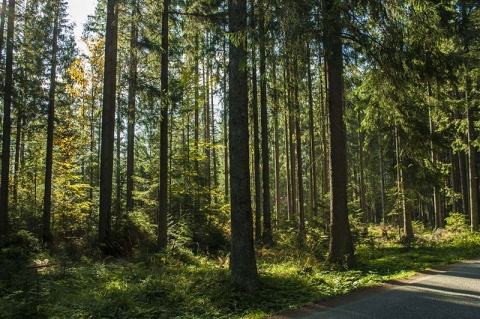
43, 0, 59, 244
357, 112, 366, 222
294, 55, 305, 240
126, 0, 138, 213
0, 0, 6, 63
461, 0, 478, 233
0, 0, 15, 236
451, 150, 461, 214
99, 0, 118, 246
284, 114, 292, 221
287, 64, 297, 221
458, 149, 469, 215
259, 2, 271, 243
222, 32, 229, 201
324, 0, 355, 267
204, 48, 211, 204
466, 95, 479, 232
379, 135, 386, 224
283, 70, 292, 221
429, 106, 443, 229
307, 44, 318, 218
272, 51, 281, 229
194, 34, 200, 211
396, 126, 413, 239
115, 89, 121, 231
157, 0, 169, 249
228, 0, 259, 292
13, 113, 21, 211
211, 75, 218, 192
320, 54, 329, 232
251, 4, 262, 240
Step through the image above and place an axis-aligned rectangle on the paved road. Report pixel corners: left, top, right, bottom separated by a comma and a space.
273, 259, 480, 319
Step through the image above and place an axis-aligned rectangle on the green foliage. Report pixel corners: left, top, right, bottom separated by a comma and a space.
1, 227, 478, 319
445, 212, 469, 233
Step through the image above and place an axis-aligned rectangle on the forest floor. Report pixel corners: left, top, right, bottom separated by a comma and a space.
1, 225, 480, 319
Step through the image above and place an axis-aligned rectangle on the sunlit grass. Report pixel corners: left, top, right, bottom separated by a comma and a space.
1, 228, 479, 318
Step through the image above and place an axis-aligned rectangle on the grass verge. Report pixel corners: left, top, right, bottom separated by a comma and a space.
1, 228, 479, 318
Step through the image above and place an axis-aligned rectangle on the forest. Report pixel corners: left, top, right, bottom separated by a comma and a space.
0, 0, 480, 318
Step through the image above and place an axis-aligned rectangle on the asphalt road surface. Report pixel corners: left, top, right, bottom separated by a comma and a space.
273, 258, 480, 319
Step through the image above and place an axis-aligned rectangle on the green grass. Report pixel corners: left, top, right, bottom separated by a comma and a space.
1, 229, 479, 319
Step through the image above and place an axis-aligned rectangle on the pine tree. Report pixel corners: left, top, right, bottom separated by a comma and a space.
228, 0, 260, 292
99, 0, 119, 246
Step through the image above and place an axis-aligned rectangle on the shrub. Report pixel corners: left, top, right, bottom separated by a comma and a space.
445, 212, 469, 233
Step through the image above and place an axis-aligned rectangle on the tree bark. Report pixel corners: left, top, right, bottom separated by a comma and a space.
307, 44, 318, 218
43, 0, 59, 244
294, 55, 305, 240
466, 95, 479, 232
99, 0, 118, 246
157, 0, 169, 249
324, 0, 355, 268
250, 4, 262, 240
379, 135, 386, 224
126, 0, 138, 213
228, 0, 260, 292
204, 48, 211, 204
0, 0, 15, 236
272, 51, 281, 229
429, 109, 443, 229
222, 32, 229, 202
357, 112, 367, 222
259, 1, 272, 243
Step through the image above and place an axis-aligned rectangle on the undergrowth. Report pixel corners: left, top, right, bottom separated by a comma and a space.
0, 227, 479, 319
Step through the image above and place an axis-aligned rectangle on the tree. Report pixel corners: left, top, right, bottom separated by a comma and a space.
228, 0, 260, 292
98, 0, 119, 246
126, 0, 139, 213
0, 0, 6, 61
42, 0, 60, 245
0, 0, 15, 236
324, 0, 355, 268
157, 0, 169, 249
259, 0, 272, 244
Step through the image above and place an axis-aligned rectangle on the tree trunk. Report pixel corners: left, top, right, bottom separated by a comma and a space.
357, 112, 367, 222
194, 34, 200, 211
283, 70, 292, 221
98, 0, 118, 246
13, 113, 21, 210
211, 73, 218, 192
272, 52, 281, 229
222, 32, 229, 202
204, 48, 211, 204
379, 135, 386, 224
115, 89, 121, 231
294, 55, 305, 240
466, 95, 479, 232
259, 2, 272, 244
43, 0, 59, 244
396, 126, 413, 240
126, 0, 138, 213
307, 44, 318, 218
287, 64, 297, 221
0, 0, 6, 63
0, 0, 15, 236
157, 0, 169, 249
320, 54, 329, 232
451, 150, 461, 214
324, 0, 355, 268
428, 83, 444, 229
458, 149, 469, 215
228, 0, 260, 292
251, 5, 262, 240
